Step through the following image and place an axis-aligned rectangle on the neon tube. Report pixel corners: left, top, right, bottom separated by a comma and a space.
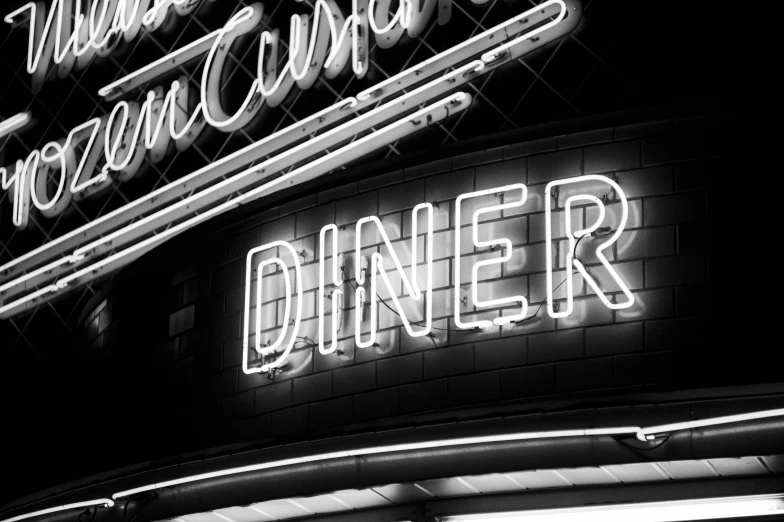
636, 407, 784, 442
0, 0, 576, 275
439, 494, 784, 521
0, 499, 114, 522
0, 62, 481, 312
454, 185, 528, 329
357, 0, 574, 101
99, 0, 368, 100
248, 96, 464, 370
73, 64, 479, 259
4, 0, 199, 90
0, 58, 479, 294
318, 225, 344, 355
112, 426, 639, 499
256, 258, 293, 355
0, 0, 581, 314
478, 0, 571, 64
0, 99, 355, 292
98, 30, 221, 100
96, 0, 573, 104
354, 203, 433, 348
242, 242, 304, 373
0, 112, 31, 138
544, 175, 633, 318
0, 93, 471, 318
106, 406, 784, 500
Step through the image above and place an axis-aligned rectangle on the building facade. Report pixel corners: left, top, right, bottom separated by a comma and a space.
1, 0, 781, 521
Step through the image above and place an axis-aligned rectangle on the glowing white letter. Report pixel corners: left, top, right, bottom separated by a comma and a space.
545, 174, 634, 318
454, 184, 528, 328
318, 225, 344, 355
201, 5, 263, 132
355, 203, 433, 347
242, 241, 303, 374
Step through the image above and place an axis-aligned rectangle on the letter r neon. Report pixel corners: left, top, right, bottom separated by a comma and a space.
545, 174, 634, 318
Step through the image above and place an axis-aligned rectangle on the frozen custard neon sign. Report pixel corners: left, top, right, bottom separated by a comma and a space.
0, 0, 583, 318
242, 174, 634, 374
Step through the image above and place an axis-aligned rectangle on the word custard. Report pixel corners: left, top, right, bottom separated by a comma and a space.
242, 175, 635, 374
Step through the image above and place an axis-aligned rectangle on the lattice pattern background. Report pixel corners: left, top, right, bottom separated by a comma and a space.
0, 0, 710, 359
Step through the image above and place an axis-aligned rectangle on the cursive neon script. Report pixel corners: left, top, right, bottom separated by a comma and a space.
0, 0, 581, 319
3, 0, 218, 93
2, 0, 489, 230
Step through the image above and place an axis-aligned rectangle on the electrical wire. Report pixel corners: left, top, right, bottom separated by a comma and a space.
518, 232, 591, 323
122, 494, 152, 522
77, 509, 97, 522
517, 274, 572, 323
343, 268, 463, 333
573, 233, 588, 259
326, 231, 596, 344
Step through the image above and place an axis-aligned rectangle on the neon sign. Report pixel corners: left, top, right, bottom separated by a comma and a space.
3, 0, 214, 93
242, 174, 634, 375
454, 184, 529, 328
1, 0, 583, 318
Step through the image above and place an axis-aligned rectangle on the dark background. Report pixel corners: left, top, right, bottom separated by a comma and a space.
0, 0, 769, 506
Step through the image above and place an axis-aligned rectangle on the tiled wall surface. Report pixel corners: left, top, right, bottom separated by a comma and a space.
85, 115, 718, 442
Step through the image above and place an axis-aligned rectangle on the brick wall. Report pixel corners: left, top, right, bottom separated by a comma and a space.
76, 113, 720, 446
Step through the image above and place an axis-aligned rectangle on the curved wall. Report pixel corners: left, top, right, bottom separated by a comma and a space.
1, 110, 773, 507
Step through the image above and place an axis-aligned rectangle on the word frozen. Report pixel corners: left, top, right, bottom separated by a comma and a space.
2, 0, 491, 230
242, 174, 634, 374
0, 0, 582, 318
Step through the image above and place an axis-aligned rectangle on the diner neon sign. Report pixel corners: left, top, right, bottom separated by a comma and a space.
0, 0, 583, 318
242, 174, 634, 374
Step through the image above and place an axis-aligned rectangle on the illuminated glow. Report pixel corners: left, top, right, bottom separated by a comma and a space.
100, 0, 370, 101
0, 98, 355, 296
98, 30, 221, 100
103, 79, 204, 176
0, 62, 476, 316
0, 0, 582, 317
354, 203, 434, 347
112, 426, 640, 498
141, 0, 204, 31
95, 0, 578, 104
200, 6, 262, 131
31, 141, 69, 213
545, 175, 634, 318
2, 93, 471, 317
40, 94, 468, 321
454, 185, 528, 328
0, 60, 479, 279
66, 117, 111, 197
3, 0, 197, 92
0, 499, 114, 522
478, 0, 569, 63
288, 0, 365, 82
368, 0, 412, 36
72, 67, 473, 265
636, 407, 784, 442
318, 225, 344, 355
1, 158, 32, 229
106, 407, 784, 499
0, 111, 31, 138
357, 0, 575, 101
359, 255, 369, 322
439, 495, 784, 521
0, 78, 203, 235
25, 89, 453, 346
242, 242, 303, 373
